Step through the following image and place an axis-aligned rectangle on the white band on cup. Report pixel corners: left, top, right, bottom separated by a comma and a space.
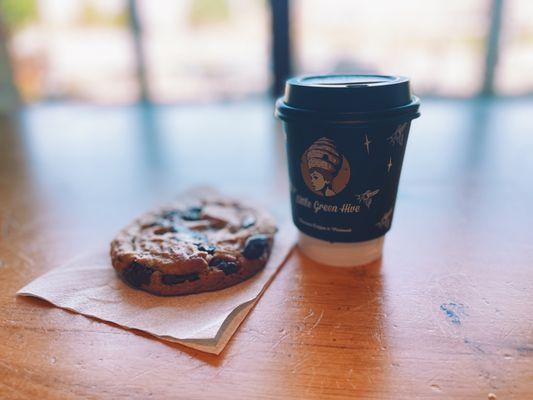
297, 232, 384, 267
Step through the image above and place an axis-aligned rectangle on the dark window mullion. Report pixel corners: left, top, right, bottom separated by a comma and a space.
481, 0, 504, 97
270, 0, 292, 97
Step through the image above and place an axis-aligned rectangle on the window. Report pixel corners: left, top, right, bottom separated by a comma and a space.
293, 0, 490, 97
496, 0, 533, 95
5, 0, 138, 104
140, 0, 269, 103
2, 0, 532, 104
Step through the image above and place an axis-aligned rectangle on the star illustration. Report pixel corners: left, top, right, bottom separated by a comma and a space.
364, 134, 371, 154
387, 157, 393, 172
356, 189, 380, 208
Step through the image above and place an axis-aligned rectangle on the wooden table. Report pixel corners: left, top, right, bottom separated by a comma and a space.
1, 99, 532, 399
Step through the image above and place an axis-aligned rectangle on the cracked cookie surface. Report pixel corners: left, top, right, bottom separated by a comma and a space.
110, 195, 276, 296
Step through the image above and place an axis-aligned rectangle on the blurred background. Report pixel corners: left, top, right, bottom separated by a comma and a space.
1, 0, 532, 108
2, 0, 533, 352
1, 0, 533, 242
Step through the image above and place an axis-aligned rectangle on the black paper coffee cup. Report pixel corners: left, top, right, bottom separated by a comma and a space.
275, 75, 420, 266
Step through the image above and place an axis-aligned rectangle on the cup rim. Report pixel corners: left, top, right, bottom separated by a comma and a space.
275, 95, 420, 124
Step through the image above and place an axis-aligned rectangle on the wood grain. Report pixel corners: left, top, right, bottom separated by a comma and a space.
0, 99, 532, 399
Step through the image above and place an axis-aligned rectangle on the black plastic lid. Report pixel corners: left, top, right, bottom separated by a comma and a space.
275, 74, 420, 123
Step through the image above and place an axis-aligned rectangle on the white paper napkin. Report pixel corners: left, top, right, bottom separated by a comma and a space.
17, 223, 296, 354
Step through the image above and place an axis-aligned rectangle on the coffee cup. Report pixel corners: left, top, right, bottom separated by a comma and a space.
275, 74, 420, 266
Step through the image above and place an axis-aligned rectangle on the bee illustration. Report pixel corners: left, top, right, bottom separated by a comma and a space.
376, 209, 393, 230
387, 122, 409, 146
355, 189, 380, 208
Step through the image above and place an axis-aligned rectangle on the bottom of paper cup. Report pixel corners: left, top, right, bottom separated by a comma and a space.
297, 232, 384, 267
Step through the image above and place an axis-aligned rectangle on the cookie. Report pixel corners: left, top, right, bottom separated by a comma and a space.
110, 195, 277, 296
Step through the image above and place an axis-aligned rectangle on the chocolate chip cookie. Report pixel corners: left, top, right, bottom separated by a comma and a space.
110, 195, 277, 296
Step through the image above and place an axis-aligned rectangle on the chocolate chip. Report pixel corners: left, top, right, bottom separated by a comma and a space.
148, 218, 178, 234
162, 207, 202, 222
168, 225, 206, 243
221, 262, 238, 275
161, 273, 200, 285
209, 257, 223, 267
242, 235, 269, 260
122, 262, 154, 288
161, 210, 180, 220
197, 244, 216, 254
241, 216, 256, 229
209, 257, 238, 275
181, 206, 203, 221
